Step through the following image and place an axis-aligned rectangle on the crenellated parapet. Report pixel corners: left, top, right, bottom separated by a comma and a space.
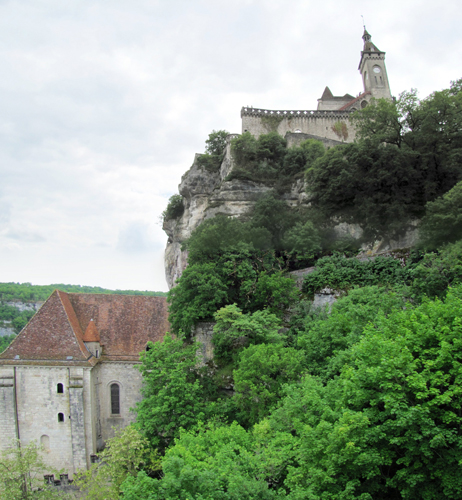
241, 106, 356, 142
241, 107, 352, 119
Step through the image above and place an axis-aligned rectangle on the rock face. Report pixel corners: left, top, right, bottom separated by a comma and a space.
163, 134, 419, 289
163, 135, 303, 289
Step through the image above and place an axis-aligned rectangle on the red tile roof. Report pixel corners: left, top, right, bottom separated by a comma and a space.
0, 291, 169, 364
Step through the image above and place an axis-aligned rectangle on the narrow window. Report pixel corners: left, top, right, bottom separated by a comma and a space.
58, 413, 64, 422
111, 384, 120, 415
95, 349, 99, 358
57, 383, 63, 394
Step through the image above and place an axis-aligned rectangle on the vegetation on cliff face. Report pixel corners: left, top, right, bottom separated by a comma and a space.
82, 80, 462, 499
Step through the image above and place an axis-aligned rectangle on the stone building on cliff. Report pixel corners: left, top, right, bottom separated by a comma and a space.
0, 291, 169, 478
164, 29, 394, 288
241, 28, 392, 142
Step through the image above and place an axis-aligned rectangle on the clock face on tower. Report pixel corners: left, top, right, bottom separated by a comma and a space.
373, 66, 381, 74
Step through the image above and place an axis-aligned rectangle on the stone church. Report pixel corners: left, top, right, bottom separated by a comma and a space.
0, 290, 169, 477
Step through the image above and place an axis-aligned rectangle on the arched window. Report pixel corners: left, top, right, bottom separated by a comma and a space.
110, 384, 120, 415
58, 413, 64, 422
57, 383, 63, 393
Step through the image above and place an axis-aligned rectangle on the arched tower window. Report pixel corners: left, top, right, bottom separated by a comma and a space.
58, 413, 64, 422
57, 383, 63, 393
110, 383, 120, 415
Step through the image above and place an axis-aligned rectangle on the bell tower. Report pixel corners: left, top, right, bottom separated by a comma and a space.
358, 29, 391, 100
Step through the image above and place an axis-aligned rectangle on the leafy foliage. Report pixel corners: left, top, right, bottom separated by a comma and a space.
0, 282, 166, 302
0, 441, 64, 499
134, 334, 209, 451
419, 180, 462, 248
410, 241, 462, 299
73, 426, 153, 500
310, 82, 462, 239
229, 132, 326, 192
212, 304, 283, 362
121, 423, 279, 500
205, 130, 229, 156
162, 194, 184, 222
234, 343, 305, 425
0, 334, 16, 353
302, 252, 416, 296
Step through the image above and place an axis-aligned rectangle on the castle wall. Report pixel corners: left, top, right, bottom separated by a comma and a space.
0, 367, 18, 450
93, 362, 143, 447
241, 108, 356, 143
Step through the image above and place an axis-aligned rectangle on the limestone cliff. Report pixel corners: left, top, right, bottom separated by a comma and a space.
163, 134, 418, 289
163, 135, 287, 288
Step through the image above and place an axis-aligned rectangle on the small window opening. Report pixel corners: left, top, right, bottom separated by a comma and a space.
111, 384, 120, 415
58, 413, 64, 422
57, 383, 63, 393
95, 349, 99, 358
375, 76, 378, 84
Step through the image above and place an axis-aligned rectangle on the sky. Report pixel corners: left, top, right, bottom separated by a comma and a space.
0, 0, 461, 292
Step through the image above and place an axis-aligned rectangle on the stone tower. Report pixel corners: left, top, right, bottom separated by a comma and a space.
359, 29, 392, 100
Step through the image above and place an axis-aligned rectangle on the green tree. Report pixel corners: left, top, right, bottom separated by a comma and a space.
120, 422, 279, 500
205, 130, 229, 156
234, 343, 306, 425
162, 194, 184, 222
0, 334, 16, 353
270, 286, 462, 499
167, 262, 229, 335
411, 241, 462, 299
419, 180, 462, 248
0, 441, 64, 499
212, 304, 283, 361
73, 426, 153, 500
134, 334, 207, 451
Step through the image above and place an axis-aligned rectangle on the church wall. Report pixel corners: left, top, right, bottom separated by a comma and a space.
14, 366, 76, 476
241, 111, 356, 143
0, 367, 17, 450
93, 362, 143, 446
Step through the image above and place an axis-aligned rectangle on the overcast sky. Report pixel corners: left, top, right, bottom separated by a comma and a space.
0, 0, 461, 292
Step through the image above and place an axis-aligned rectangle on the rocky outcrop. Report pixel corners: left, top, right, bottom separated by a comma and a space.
163, 135, 298, 289
163, 135, 419, 289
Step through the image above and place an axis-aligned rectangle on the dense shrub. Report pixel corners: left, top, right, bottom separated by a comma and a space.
162, 194, 184, 222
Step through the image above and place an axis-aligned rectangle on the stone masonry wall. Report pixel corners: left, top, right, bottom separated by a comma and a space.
69, 367, 88, 471
93, 362, 143, 447
14, 366, 76, 476
241, 108, 356, 143
0, 367, 17, 450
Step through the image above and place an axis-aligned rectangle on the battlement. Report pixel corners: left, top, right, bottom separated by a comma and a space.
241, 107, 356, 142
241, 107, 352, 119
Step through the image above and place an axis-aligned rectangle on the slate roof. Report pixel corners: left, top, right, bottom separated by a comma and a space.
320, 86, 355, 102
0, 291, 169, 365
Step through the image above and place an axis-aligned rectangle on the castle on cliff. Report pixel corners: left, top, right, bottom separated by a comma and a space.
0, 29, 393, 482
241, 29, 392, 143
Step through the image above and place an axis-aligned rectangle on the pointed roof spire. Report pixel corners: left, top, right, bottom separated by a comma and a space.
362, 28, 371, 43
321, 86, 334, 100
83, 319, 100, 343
